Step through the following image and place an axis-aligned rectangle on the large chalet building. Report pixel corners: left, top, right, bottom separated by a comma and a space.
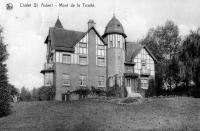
41, 15, 157, 101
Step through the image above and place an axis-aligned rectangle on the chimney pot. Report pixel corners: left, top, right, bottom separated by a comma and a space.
88, 19, 95, 29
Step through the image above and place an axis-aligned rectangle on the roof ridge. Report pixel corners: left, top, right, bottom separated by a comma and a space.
50, 27, 85, 34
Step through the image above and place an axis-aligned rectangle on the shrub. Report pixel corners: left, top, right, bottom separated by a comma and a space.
0, 84, 11, 117
106, 75, 124, 98
106, 84, 123, 97
106, 86, 116, 97
145, 79, 156, 97
91, 86, 106, 97
123, 85, 128, 97
73, 87, 91, 99
38, 86, 55, 101
189, 86, 200, 98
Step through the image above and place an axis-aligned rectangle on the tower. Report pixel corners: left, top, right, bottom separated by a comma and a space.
103, 15, 127, 86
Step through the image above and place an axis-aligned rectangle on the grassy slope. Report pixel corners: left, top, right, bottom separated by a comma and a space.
0, 97, 200, 131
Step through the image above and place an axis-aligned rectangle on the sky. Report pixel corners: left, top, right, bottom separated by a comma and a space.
0, 0, 200, 89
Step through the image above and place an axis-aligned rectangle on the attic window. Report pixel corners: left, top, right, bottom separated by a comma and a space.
117, 24, 120, 27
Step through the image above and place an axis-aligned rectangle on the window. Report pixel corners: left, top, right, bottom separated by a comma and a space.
97, 45, 105, 57
79, 56, 87, 65
45, 73, 53, 86
141, 79, 148, 89
127, 66, 132, 72
110, 41, 113, 47
141, 60, 146, 66
79, 75, 87, 86
117, 41, 120, 47
79, 42, 87, 54
127, 79, 131, 87
98, 76, 105, 87
62, 54, 71, 64
109, 77, 114, 87
141, 60, 147, 70
62, 74, 70, 86
97, 57, 105, 66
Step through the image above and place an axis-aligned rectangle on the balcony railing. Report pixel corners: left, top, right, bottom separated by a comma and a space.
140, 68, 150, 76
44, 63, 54, 70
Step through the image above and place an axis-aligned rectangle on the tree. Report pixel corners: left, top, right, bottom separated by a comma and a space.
31, 87, 39, 101
179, 29, 200, 97
0, 26, 10, 117
141, 21, 180, 61
38, 86, 55, 101
140, 20, 181, 92
9, 84, 19, 97
8, 84, 19, 102
20, 87, 31, 101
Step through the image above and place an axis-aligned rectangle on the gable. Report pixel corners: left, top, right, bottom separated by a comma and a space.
47, 27, 85, 52
74, 33, 88, 54
134, 48, 154, 63
125, 42, 143, 62
87, 27, 107, 45
46, 26, 106, 52
125, 42, 157, 63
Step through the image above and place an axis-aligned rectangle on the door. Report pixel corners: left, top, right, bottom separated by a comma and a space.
62, 94, 70, 101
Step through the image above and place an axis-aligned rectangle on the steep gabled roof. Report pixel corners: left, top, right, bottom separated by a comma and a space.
87, 26, 107, 45
125, 42, 143, 62
44, 20, 106, 52
125, 42, 157, 63
48, 27, 85, 52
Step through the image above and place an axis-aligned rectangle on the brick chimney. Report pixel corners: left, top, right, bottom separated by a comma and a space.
88, 19, 95, 29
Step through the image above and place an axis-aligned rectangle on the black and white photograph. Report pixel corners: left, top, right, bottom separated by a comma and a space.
0, 0, 200, 130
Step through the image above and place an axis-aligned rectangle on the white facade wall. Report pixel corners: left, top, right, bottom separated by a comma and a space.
133, 48, 155, 76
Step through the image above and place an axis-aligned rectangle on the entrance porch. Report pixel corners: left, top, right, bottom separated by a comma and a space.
124, 73, 143, 98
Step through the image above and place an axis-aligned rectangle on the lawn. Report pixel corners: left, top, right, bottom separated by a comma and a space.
0, 97, 200, 131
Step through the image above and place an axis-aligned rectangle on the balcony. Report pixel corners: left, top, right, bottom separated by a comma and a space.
40, 63, 54, 74
44, 63, 54, 70
140, 68, 150, 76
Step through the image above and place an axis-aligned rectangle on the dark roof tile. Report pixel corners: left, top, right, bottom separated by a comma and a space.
49, 27, 85, 51
54, 18, 64, 28
125, 42, 143, 62
103, 16, 126, 38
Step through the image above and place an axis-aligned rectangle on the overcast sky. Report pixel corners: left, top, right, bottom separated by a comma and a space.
0, 0, 199, 89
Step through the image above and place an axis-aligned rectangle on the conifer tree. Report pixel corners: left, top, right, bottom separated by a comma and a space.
0, 26, 10, 117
